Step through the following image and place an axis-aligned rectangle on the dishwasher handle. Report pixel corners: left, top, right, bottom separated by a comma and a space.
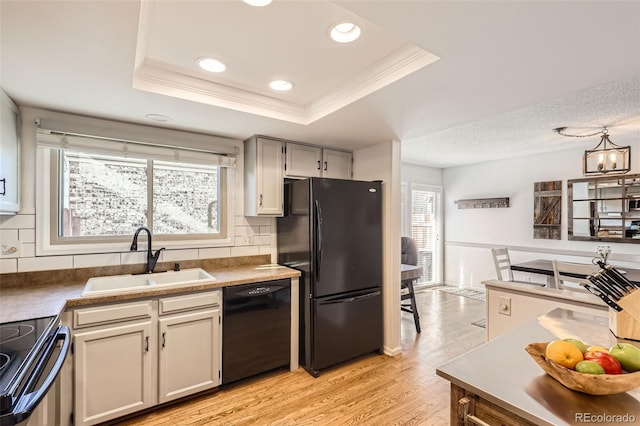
11, 326, 71, 425
231, 285, 288, 298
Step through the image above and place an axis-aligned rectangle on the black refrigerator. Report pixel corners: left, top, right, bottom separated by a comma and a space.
277, 178, 383, 377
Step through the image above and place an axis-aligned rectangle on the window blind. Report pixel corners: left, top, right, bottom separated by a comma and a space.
36, 129, 236, 167
410, 184, 441, 284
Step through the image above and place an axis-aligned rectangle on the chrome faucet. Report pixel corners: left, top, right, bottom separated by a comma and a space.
130, 226, 165, 273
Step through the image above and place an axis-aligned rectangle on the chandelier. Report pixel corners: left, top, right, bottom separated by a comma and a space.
553, 127, 631, 175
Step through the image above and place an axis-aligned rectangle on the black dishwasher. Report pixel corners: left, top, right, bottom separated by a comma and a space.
222, 279, 291, 384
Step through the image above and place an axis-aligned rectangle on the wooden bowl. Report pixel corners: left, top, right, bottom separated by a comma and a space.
525, 342, 640, 395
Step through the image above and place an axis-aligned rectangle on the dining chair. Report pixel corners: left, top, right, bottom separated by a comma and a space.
491, 247, 545, 286
401, 236, 421, 333
552, 260, 598, 293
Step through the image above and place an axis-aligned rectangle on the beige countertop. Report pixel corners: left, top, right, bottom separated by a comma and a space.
0, 263, 301, 324
483, 279, 607, 308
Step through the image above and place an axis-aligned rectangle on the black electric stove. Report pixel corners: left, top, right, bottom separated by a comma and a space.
0, 316, 70, 426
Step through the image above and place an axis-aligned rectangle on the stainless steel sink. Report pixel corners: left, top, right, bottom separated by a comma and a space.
81, 268, 216, 296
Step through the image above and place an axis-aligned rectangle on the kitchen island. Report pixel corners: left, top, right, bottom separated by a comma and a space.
437, 308, 640, 426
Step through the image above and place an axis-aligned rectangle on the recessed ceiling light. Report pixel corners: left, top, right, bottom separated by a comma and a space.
197, 57, 227, 73
145, 114, 171, 122
330, 22, 361, 43
270, 80, 293, 91
243, 0, 272, 6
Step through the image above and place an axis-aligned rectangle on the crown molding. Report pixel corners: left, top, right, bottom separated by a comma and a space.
133, 1, 439, 124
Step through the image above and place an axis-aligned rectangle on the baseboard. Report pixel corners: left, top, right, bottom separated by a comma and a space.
383, 344, 402, 356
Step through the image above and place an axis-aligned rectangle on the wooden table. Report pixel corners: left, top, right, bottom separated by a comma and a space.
511, 259, 640, 285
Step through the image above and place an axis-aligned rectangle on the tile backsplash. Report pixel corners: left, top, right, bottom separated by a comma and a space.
0, 213, 275, 274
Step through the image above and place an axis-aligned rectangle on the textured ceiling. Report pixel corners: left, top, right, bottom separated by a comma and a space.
402, 77, 640, 168
1, 0, 639, 168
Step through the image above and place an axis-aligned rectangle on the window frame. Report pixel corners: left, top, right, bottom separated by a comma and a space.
36, 146, 236, 256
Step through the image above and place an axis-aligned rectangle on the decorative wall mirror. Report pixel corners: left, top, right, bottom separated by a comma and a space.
568, 173, 640, 243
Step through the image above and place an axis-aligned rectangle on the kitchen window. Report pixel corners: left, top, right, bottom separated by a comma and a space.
58, 152, 223, 238
36, 126, 237, 256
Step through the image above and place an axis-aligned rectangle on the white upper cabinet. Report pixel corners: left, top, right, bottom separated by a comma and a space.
285, 143, 322, 178
322, 149, 352, 179
285, 142, 352, 180
0, 89, 20, 215
244, 136, 284, 216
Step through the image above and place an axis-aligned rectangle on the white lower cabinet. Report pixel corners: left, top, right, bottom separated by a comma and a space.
158, 308, 220, 403
71, 291, 221, 426
74, 320, 156, 425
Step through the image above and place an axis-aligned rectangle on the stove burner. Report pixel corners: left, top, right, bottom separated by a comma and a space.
0, 353, 8, 371
0, 325, 35, 345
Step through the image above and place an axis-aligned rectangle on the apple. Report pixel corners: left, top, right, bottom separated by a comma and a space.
609, 343, 640, 372
575, 360, 605, 374
563, 338, 588, 354
584, 350, 623, 374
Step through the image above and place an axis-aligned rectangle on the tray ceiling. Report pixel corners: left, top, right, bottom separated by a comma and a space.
133, 0, 438, 124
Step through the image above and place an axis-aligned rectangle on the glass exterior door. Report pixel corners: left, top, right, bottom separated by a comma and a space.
402, 183, 442, 285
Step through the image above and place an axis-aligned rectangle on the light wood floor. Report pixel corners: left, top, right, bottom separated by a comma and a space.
119, 288, 486, 426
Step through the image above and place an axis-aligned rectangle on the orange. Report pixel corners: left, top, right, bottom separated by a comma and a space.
545, 340, 584, 369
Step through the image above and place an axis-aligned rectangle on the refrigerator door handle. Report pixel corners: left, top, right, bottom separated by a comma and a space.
319, 290, 381, 305
315, 199, 323, 280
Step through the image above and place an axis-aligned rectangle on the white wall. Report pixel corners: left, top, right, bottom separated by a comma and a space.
443, 142, 640, 288
0, 107, 276, 273
401, 162, 443, 186
353, 140, 402, 356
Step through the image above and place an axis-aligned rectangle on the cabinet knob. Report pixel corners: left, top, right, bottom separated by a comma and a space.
323, 161, 328, 171
0, 178, 5, 196
162, 332, 166, 348
145, 336, 149, 352
259, 194, 263, 207
317, 160, 321, 170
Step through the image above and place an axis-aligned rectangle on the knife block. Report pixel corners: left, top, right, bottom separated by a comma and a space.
609, 290, 640, 341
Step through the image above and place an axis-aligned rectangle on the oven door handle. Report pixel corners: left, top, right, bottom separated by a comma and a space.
11, 326, 71, 425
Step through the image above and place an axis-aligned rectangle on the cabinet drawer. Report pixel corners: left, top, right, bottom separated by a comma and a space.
453, 384, 537, 426
74, 300, 153, 329
159, 290, 220, 315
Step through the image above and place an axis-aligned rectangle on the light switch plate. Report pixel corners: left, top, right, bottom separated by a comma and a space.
0, 240, 21, 258
498, 296, 511, 316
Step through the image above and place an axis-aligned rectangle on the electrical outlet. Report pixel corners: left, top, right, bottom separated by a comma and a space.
498, 296, 511, 316
0, 240, 21, 258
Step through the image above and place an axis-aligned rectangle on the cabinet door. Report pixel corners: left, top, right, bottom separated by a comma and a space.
158, 308, 221, 403
322, 149, 352, 179
256, 138, 284, 215
285, 143, 322, 178
74, 321, 156, 426
0, 90, 19, 215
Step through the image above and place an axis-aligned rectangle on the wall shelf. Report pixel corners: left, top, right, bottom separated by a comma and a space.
455, 197, 509, 209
